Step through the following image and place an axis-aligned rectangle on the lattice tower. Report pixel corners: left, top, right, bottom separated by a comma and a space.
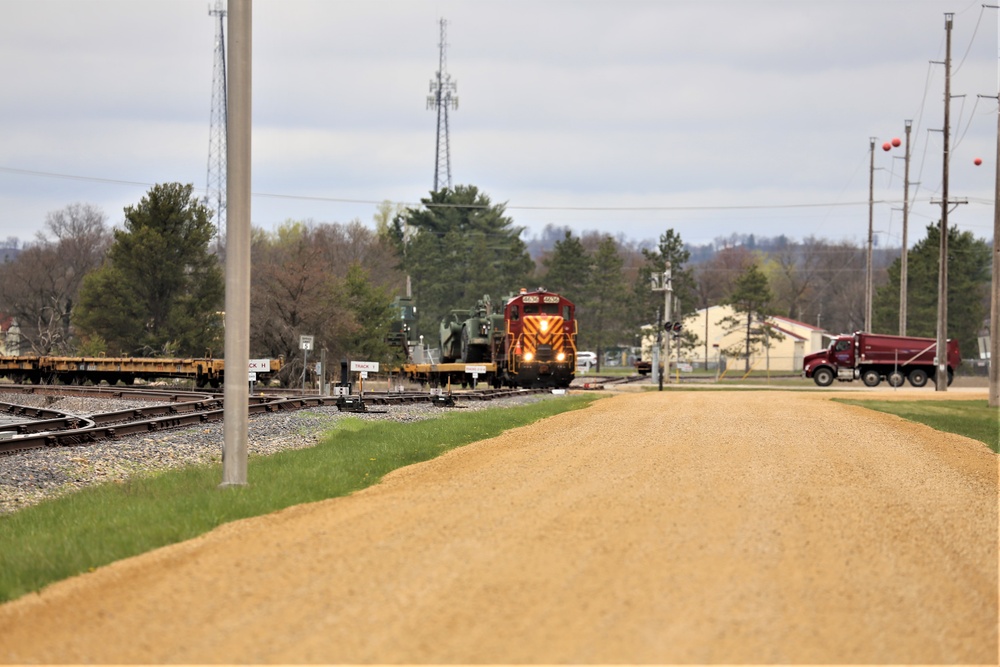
206, 0, 227, 251
426, 18, 458, 192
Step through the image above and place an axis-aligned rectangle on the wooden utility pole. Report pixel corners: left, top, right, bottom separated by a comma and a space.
991, 90, 999, 407
899, 120, 912, 336
934, 13, 953, 392
866, 137, 875, 332
986, 5, 1000, 408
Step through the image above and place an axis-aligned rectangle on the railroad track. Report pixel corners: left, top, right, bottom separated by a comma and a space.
0, 385, 551, 455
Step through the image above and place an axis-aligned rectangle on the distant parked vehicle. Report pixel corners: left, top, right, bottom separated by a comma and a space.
576, 351, 597, 369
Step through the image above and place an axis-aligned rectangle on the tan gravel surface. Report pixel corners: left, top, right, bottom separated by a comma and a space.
0, 390, 996, 664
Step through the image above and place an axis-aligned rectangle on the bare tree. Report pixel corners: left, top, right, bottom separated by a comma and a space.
249, 220, 405, 386
769, 236, 827, 323
0, 203, 111, 353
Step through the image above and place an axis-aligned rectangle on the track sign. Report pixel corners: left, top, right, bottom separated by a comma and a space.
350, 360, 379, 373
465, 365, 487, 375
299, 335, 314, 351
248, 359, 270, 372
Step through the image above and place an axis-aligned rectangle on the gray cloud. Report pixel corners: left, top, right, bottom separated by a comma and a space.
0, 0, 995, 249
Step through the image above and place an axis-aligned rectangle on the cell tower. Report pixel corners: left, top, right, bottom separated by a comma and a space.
426, 18, 458, 192
206, 0, 227, 251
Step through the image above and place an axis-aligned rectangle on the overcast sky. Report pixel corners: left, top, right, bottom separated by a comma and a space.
1, 0, 997, 250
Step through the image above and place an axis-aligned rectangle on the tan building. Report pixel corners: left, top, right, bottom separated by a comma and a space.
651, 304, 827, 374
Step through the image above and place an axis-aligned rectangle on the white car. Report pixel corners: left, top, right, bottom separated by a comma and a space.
576, 351, 597, 367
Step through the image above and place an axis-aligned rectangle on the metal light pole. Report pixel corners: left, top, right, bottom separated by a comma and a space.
664, 263, 672, 385
220, 0, 251, 487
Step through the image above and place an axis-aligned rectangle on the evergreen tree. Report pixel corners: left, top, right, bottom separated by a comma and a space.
633, 228, 695, 330
541, 230, 592, 299
390, 185, 533, 339
873, 223, 990, 357
579, 236, 629, 367
718, 263, 779, 371
341, 263, 400, 365
74, 183, 223, 356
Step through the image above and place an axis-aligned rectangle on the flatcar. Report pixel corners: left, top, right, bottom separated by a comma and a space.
0, 355, 281, 388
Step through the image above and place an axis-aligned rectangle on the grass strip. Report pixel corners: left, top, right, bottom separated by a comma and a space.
0, 394, 600, 603
835, 398, 999, 453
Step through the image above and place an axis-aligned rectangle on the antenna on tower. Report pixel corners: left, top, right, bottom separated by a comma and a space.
206, 0, 227, 253
426, 18, 458, 192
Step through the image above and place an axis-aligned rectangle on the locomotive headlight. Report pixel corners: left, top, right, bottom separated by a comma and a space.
523, 352, 534, 362
540, 319, 549, 332
556, 352, 565, 362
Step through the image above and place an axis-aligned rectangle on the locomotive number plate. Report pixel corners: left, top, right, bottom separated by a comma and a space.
523, 296, 539, 303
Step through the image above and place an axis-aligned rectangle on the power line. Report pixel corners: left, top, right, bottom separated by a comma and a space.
0, 164, 989, 215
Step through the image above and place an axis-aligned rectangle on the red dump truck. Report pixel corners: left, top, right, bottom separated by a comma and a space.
803, 332, 960, 388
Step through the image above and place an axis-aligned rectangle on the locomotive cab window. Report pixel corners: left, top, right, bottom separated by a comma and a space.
563, 305, 572, 319
510, 305, 519, 320
541, 304, 559, 315
524, 304, 539, 315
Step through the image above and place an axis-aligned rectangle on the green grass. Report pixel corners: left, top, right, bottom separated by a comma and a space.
835, 399, 999, 453
0, 394, 600, 603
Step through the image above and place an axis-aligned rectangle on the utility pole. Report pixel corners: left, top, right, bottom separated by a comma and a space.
992, 84, 1000, 407
206, 0, 228, 255
866, 137, 875, 332
984, 4, 1000, 408
935, 13, 953, 392
220, 0, 251, 488
899, 119, 912, 336
427, 18, 458, 192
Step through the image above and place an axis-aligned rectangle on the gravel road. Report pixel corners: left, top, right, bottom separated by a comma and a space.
0, 389, 996, 664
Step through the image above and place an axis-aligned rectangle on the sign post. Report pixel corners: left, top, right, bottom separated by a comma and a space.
299, 335, 314, 394
350, 361, 379, 397
248, 359, 270, 392
465, 364, 487, 389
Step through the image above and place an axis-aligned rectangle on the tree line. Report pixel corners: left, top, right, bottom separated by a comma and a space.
0, 182, 991, 384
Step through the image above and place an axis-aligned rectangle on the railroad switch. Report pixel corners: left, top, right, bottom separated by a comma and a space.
335, 396, 387, 414
431, 394, 458, 407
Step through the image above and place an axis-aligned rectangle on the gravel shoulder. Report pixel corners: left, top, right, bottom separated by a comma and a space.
0, 389, 996, 664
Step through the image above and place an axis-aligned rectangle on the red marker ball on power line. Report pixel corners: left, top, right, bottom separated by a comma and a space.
882, 142, 892, 151
974, 157, 982, 166
891, 137, 901, 147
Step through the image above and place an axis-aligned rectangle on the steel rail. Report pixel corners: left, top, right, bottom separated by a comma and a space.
0, 387, 552, 456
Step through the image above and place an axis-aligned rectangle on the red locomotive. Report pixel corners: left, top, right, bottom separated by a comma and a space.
496, 288, 578, 388
403, 288, 579, 389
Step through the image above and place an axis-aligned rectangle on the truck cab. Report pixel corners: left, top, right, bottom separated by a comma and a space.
803, 337, 854, 386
